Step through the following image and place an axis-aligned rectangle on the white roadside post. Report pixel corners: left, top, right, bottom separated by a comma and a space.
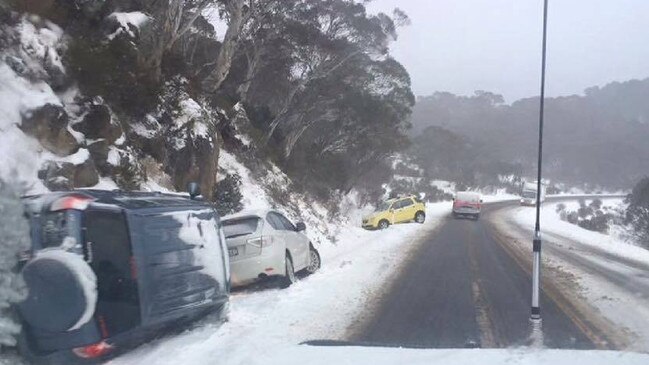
531, 0, 549, 323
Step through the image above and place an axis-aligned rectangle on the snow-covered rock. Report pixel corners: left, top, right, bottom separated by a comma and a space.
106, 12, 150, 40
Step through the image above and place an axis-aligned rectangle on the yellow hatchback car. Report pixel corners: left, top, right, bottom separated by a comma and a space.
362, 195, 426, 229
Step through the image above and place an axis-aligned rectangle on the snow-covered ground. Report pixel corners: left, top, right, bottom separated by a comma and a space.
108, 203, 450, 365
502, 198, 649, 351
511, 199, 649, 264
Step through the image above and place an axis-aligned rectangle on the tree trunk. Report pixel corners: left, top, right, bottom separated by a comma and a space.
139, 0, 183, 84
203, 0, 246, 92
237, 45, 262, 101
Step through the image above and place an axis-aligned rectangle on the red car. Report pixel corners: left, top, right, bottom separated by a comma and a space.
452, 192, 483, 220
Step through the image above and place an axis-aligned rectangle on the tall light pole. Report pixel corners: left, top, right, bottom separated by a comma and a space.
531, 0, 549, 322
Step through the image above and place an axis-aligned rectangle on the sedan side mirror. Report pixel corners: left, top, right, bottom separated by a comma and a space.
295, 222, 306, 232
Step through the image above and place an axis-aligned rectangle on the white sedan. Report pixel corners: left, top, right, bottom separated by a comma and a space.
222, 209, 321, 288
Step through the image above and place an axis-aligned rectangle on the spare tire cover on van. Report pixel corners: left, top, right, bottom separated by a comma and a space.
19, 249, 97, 333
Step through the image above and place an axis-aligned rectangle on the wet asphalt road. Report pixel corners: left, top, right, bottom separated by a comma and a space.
354, 200, 596, 349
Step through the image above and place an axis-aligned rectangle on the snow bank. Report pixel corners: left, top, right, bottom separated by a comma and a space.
107, 203, 450, 365
0, 62, 60, 192
16, 16, 65, 75
511, 199, 649, 264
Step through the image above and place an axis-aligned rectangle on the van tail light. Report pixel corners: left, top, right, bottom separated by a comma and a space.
247, 236, 271, 247
50, 195, 93, 211
72, 341, 114, 359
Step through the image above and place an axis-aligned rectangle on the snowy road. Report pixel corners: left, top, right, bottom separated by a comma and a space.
493, 196, 649, 351
353, 198, 604, 349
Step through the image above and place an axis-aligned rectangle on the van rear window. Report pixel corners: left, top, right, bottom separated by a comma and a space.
223, 217, 260, 239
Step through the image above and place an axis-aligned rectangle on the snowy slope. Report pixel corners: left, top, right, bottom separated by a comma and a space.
511, 199, 649, 264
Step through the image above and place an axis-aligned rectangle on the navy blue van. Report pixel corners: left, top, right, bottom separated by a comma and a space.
18, 189, 230, 364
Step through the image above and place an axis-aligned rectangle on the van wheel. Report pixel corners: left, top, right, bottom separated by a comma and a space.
378, 220, 390, 230
305, 245, 321, 274
415, 211, 426, 223
280, 253, 297, 288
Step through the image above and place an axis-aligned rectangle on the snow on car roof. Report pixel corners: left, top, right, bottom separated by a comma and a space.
456, 191, 481, 201
24, 189, 212, 211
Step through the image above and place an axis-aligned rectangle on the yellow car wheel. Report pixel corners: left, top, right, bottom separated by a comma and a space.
378, 219, 390, 230
415, 211, 425, 223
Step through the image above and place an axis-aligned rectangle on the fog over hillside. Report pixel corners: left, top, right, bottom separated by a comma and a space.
409, 78, 649, 189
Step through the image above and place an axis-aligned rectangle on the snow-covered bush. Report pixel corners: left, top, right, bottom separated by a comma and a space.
213, 173, 244, 216
559, 199, 614, 234
0, 180, 29, 349
626, 177, 649, 248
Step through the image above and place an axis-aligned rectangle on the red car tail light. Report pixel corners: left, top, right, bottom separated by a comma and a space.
50, 195, 93, 211
72, 341, 114, 359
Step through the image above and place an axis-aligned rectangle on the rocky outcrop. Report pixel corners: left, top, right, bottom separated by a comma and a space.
20, 104, 79, 156
38, 158, 99, 190
71, 99, 123, 144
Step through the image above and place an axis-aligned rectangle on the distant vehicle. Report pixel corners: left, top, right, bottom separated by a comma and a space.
520, 181, 546, 206
222, 210, 320, 288
17, 189, 230, 364
452, 192, 482, 220
362, 195, 426, 229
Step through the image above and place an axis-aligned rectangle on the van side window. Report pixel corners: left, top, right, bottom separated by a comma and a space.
84, 210, 140, 335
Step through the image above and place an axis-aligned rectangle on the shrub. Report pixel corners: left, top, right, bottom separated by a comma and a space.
626, 177, 649, 247
213, 173, 244, 216
590, 198, 603, 210
578, 213, 612, 233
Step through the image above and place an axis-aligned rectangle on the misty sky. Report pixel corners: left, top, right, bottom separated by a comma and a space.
367, 0, 649, 103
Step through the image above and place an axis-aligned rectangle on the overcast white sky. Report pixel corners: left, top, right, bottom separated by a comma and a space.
367, 0, 649, 103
